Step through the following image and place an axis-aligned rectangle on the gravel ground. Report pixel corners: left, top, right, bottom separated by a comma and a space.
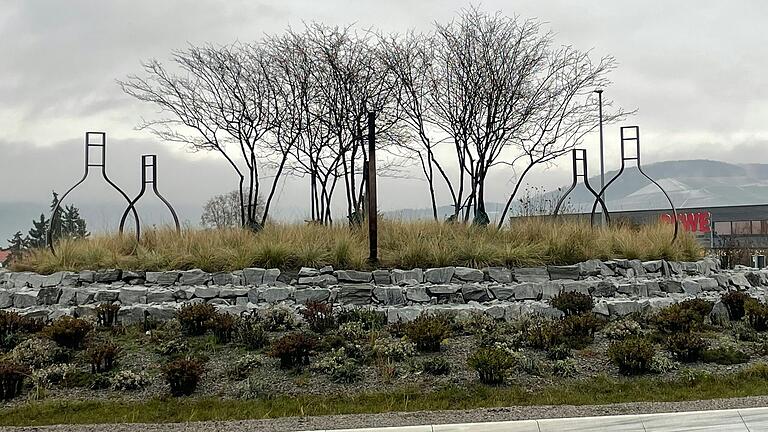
5, 396, 768, 432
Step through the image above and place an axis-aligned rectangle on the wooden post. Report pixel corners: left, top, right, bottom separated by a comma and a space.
367, 111, 378, 264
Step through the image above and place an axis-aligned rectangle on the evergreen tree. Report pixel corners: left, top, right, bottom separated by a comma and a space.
62, 205, 89, 239
27, 214, 49, 248
7, 231, 28, 262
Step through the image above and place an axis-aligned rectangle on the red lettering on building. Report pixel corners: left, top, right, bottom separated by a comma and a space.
660, 212, 711, 233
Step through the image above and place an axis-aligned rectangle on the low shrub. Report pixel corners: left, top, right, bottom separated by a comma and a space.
111, 370, 149, 391
603, 318, 643, 340
0, 310, 43, 349
552, 359, 577, 378
7, 337, 65, 369
336, 307, 387, 331
95, 303, 120, 327
467, 346, 515, 385
559, 313, 602, 348
721, 290, 750, 321
386, 320, 408, 338
262, 306, 299, 331
550, 291, 594, 316
652, 301, 710, 334
649, 353, 679, 374
155, 338, 189, 357
509, 351, 542, 376
163, 358, 204, 396
743, 362, 768, 379
371, 337, 416, 361
209, 312, 236, 344
86, 339, 120, 373
31, 363, 78, 387
701, 345, 750, 365
608, 337, 656, 375
420, 357, 450, 375
0, 361, 28, 400
269, 332, 318, 369
405, 313, 452, 352
546, 344, 572, 360
457, 312, 498, 336
42, 316, 93, 349
666, 333, 708, 362
301, 301, 336, 333
338, 321, 368, 340
732, 321, 761, 342
312, 348, 360, 383
234, 315, 268, 350
226, 354, 262, 380
176, 303, 216, 336
745, 298, 768, 331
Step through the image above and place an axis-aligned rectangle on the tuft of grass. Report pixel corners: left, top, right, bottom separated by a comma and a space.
1, 369, 768, 426
12, 219, 702, 274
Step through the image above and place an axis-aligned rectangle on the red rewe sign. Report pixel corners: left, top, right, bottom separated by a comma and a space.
660, 212, 711, 233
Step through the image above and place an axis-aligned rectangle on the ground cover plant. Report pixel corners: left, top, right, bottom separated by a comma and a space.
1, 287, 768, 426
11, 219, 701, 274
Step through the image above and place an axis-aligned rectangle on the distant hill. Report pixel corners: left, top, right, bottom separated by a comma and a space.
384, 159, 768, 220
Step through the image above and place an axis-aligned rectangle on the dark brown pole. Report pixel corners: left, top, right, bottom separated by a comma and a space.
367, 111, 378, 264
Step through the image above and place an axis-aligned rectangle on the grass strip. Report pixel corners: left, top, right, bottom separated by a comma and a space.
3, 370, 768, 426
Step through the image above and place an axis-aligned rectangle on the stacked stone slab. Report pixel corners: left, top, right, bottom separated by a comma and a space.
2, 257, 765, 325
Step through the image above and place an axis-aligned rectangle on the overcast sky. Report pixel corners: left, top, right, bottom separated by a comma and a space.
1, 0, 767, 231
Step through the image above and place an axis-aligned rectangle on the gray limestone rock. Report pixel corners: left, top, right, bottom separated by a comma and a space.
608, 300, 642, 317
372, 270, 391, 285
211, 272, 236, 286
37, 286, 61, 305
219, 288, 249, 298
643, 260, 664, 274
338, 284, 373, 305
373, 287, 405, 306
94, 289, 120, 303
425, 267, 455, 284
147, 289, 174, 304
298, 267, 319, 277
0, 289, 12, 308
660, 279, 684, 294
263, 269, 281, 285
514, 267, 549, 283
78, 270, 96, 284
335, 270, 372, 283
461, 284, 490, 302
243, 268, 266, 286
453, 267, 484, 283
180, 269, 211, 285
391, 269, 424, 285
514, 283, 542, 300
709, 301, 729, 326
694, 277, 720, 292
547, 265, 580, 280
406, 286, 431, 303
592, 280, 618, 297
118, 287, 147, 305
14, 290, 40, 308
192, 286, 220, 299
490, 286, 516, 301
95, 269, 122, 283
297, 274, 337, 287
483, 267, 512, 284
261, 287, 291, 303
294, 288, 331, 304
729, 273, 751, 289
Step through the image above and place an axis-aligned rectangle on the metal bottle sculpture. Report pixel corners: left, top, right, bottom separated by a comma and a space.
47, 132, 139, 254
119, 154, 181, 237
589, 126, 679, 243
553, 148, 611, 225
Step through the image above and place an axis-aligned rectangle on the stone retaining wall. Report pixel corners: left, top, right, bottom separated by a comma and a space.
1, 258, 766, 325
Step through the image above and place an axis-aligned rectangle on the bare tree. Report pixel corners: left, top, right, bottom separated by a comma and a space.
119, 44, 282, 229
201, 190, 263, 229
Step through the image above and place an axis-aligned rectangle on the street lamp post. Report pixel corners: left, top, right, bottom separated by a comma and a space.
594, 89, 605, 225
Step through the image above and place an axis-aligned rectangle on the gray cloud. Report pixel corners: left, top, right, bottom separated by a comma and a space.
1, 0, 767, 240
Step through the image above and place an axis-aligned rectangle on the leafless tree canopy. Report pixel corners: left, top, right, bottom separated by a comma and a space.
120, 7, 627, 228
201, 190, 264, 229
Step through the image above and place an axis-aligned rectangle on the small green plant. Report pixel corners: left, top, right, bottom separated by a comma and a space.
552, 359, 578, 378
559, 313, 602, 348
745, 298, 768, 331
155, 338, 189, 357
372, 337, 416, 361
312, 348, 360, 383
603, 318, 643, 340
7, 337, 65, 369
336, 307, 387, 331
0, 361, 28, 400
86, 339, 120, 373
649, 353, 679, 374
110, 370, 149, 391
457, 312, 498, 335
467, 346, 515, 385
665, 333, 708, 362
163, 358, 204, 396
42, 316, 93, 349
550, 291, 594, 316
262, 306, 299, 331
405, 313, 452, 352
420, 357, 450, 375
720, 290, 750, 321
176, 303, 216, 336
546, 344, 572, 360
31, 363, 78, 388
234, 315, 268, 350
226, 354, 262, 380
0, 310, 43, 349
95, 303, 120, 327
701, 345, 750, 365
608, 337, 656, 375
301, 301, 336, 333
209, 312, 236, 344
269, 332, 318, 369
338, 321, 368, 340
